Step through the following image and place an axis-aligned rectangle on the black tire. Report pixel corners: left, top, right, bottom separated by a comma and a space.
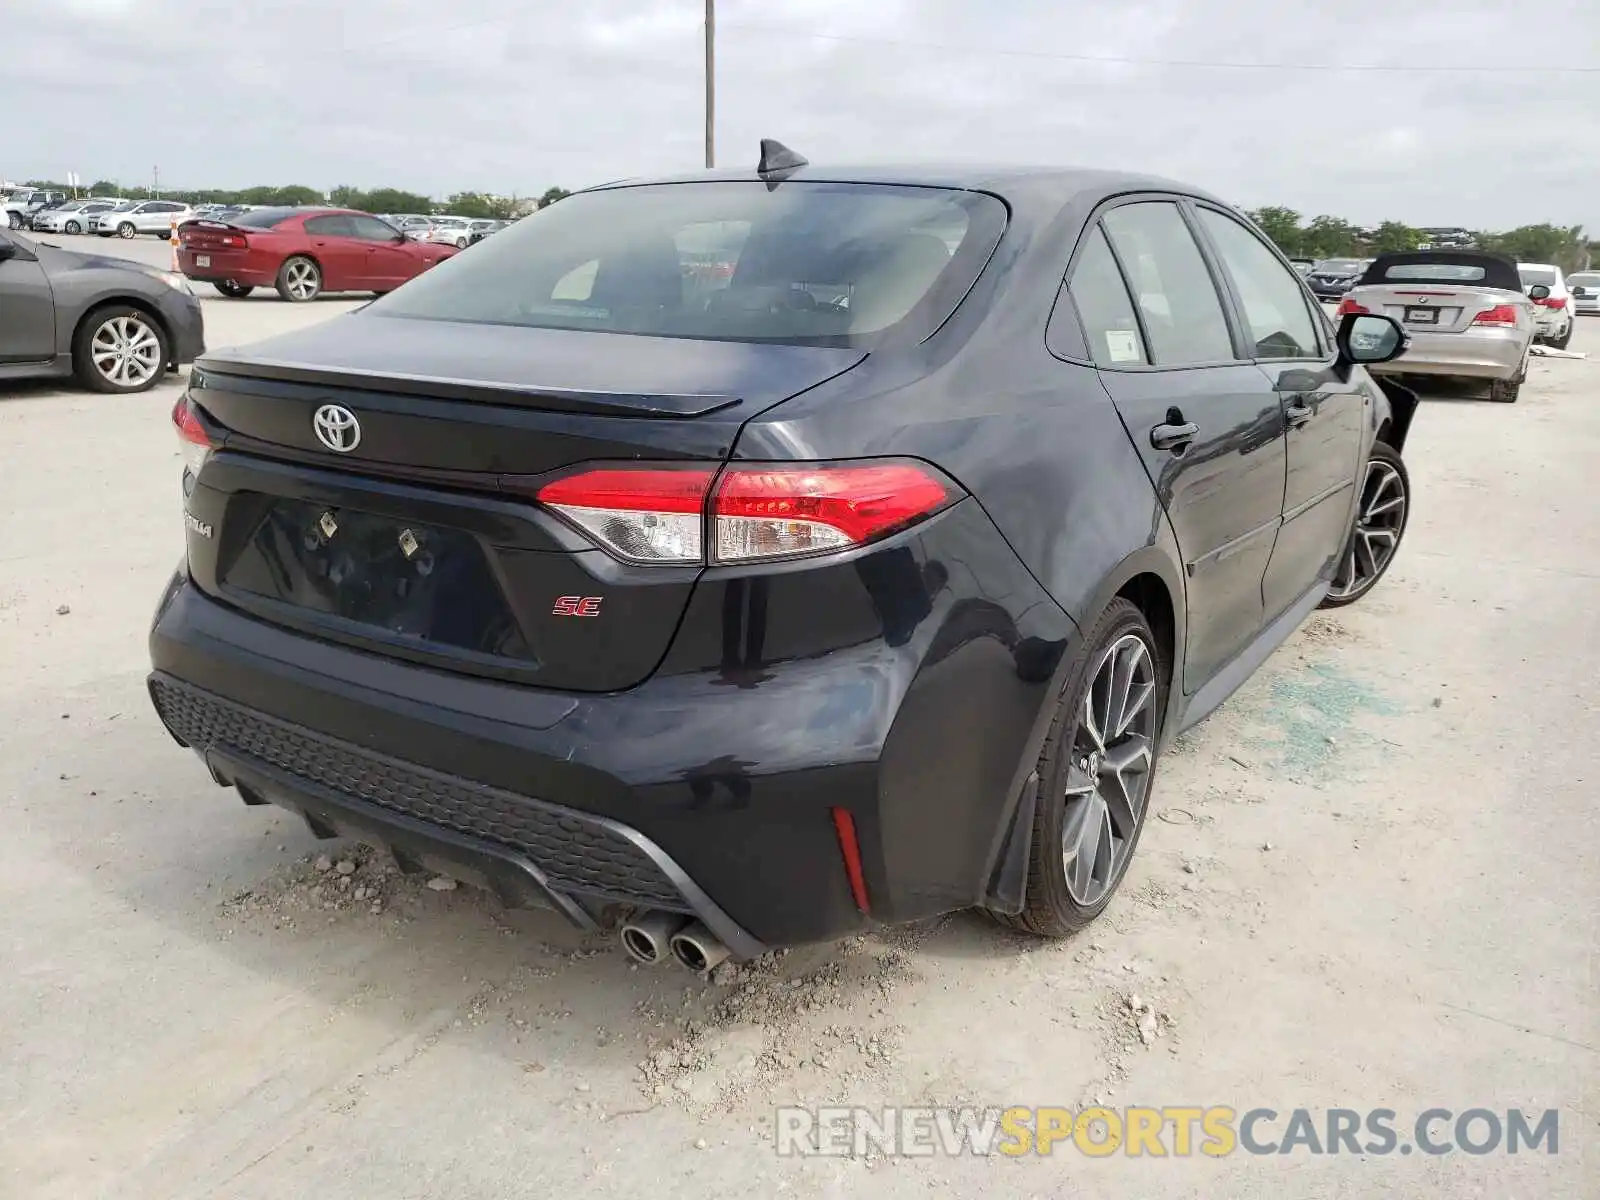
275, 255, 321, 302
996, 597, 1169, 937
72, 306, 170, 395
5, 211, 20, 230
213, 280, 254, 298
1489, 376, 1520, 403
64, 220, 81, 235
1320, 441, 1409, 609
1552, 321, 1573, 351
455, 237, 468, 248
116, 221, 136, 239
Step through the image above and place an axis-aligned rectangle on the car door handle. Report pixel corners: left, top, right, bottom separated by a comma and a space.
1150, 420, 1198, 451
1284, 399, 1313, 427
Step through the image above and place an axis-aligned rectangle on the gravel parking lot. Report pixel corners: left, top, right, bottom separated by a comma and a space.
2, 237, 1595, 1198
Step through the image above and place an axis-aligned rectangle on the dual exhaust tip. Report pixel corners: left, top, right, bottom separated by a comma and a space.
620, 911, 730, 973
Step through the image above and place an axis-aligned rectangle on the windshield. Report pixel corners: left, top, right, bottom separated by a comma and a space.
1315, 259, 1363, 275
1517, 267, 1557, 286
370, 181, 1007, 347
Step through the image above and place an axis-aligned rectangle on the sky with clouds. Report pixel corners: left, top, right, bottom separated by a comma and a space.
5, 0, 1597, 231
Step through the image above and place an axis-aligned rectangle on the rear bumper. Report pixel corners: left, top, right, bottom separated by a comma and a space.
177, 249, 279, 288
1374, 327, 1528, 380
147, 501, 1076, 951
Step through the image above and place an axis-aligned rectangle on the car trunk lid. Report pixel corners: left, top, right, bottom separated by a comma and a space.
182, 313, 866, 691
1346, 283, 1527, 334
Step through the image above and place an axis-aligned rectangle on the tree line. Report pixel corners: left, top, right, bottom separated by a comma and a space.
17, 180, 573, 218
1248, 208, 1592, 273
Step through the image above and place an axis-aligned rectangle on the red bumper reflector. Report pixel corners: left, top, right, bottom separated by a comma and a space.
830, 807, 871, 914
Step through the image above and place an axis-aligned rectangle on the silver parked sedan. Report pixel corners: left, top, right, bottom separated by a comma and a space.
1337, 250, 1538, 403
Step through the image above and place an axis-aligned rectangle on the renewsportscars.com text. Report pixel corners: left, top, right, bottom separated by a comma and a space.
775, 1105, 1560, 1158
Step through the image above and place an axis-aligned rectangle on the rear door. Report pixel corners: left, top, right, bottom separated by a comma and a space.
0, 232, 56, 362
1072, 198, 1288, 692
1191, 204, 1369, 617
302, 214, 369, 290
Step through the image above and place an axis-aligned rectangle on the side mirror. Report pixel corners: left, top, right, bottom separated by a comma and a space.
1337, 312, 1408, 366
1528, 284, 1551, 300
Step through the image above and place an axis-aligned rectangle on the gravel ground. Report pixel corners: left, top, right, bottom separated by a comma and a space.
1, 246, 1595, 1197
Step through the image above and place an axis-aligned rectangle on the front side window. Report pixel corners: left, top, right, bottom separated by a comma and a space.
1101, 202, 1234, 366
1068, 226, 1148, 367
1197, 208, 1320, 359
369, 182, 1007, 346
349, 214, 401, 241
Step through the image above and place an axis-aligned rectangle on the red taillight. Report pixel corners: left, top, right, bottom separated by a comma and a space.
534, 459, 957, 565
1533, 295, 1567, 309
713, 462, 953, 562
537, 465, 716, 563
1335, 297, 1369, 316
1472, 304, 1520, 327
172, 394, 212, 477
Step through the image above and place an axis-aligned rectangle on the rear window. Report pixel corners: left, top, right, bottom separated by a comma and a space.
1518, 267, 1557, 287
369, 182, 1007, 347
1381, 262, 1487, 282
1315, 260, 1363, 275
230, 207, 304, 228
1567, 273, 1600, 288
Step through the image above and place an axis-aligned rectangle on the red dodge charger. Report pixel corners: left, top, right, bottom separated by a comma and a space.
176, 207, 458, 302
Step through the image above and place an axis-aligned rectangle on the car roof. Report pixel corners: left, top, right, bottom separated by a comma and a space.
585, 161, 1224, 206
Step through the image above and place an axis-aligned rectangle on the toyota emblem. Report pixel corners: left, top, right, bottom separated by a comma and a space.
313, 404, 361, 453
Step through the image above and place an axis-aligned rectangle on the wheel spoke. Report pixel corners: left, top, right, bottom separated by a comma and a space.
1081, 688, 1107, 753
1355, 530, 1378, 578
1106, 640, 1147, 738
1070, 795, 1106, 897
1365, 493, 1404, 519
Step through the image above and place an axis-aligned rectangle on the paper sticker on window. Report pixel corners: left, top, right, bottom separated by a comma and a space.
1105, 329, 1142, 363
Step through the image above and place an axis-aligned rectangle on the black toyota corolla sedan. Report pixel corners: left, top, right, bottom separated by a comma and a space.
148, 144, 1415, 968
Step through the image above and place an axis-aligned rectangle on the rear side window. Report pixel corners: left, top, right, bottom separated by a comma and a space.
1101, 203, 1234, 366
1068, 227, 1148, 367
304, 215, 354, 237
1197, 209, 1320, 359
368, 182, 1008, 347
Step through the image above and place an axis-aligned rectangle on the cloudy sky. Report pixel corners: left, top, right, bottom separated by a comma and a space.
6, 0, 1597, 231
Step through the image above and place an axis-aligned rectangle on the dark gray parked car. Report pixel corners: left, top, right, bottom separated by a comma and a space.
0, 228, 205, 393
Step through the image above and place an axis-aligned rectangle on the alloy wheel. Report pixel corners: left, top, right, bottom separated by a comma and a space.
90, 315, 162, 388
284, 260, 319, 300
1328, 458, 1407, 601
1061, 632, 1156, 907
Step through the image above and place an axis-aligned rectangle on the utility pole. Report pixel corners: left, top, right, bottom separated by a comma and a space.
704, 0, 715, 169
152, 165, 160, 199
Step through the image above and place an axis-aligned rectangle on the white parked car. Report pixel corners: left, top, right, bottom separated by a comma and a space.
4, 187, 69, 230
31, 198, 125, 235
86, 199, 194, 239
1517, 263, 1573, 348
421, 216, 474, 248
1567, 271, 1600, 317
